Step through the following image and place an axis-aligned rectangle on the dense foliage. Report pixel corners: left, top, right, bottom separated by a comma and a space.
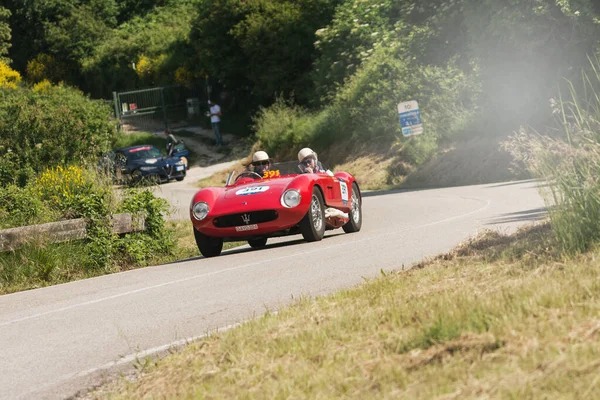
188, 0, 341, 107
2, 0, 598, 132
1, 0, 599, 189
0, 84, 117, 186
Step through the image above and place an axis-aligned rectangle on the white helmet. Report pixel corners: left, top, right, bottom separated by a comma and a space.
298, 147, 317, 162
252, 151, 270, 163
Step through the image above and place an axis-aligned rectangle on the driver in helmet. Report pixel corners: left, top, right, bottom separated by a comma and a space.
249, 150, 272, 176
298, 147, 324, 174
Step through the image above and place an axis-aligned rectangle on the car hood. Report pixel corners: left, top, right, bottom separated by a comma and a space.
129, 156, 181, 167
222, 177, 294, 200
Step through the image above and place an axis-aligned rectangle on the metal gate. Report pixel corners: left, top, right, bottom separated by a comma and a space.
112, 85, 206, 132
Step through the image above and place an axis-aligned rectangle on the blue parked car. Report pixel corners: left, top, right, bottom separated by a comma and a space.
107, 145, 187, 184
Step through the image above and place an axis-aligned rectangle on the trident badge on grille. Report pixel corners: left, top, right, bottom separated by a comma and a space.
241, 213, 251, 225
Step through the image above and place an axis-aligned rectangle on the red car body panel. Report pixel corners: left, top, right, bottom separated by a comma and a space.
190, 170, 358, 241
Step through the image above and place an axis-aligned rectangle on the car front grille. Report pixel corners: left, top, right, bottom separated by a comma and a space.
213, 210, 278, 228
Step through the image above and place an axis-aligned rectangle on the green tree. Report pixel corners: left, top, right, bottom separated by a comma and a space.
117, 0, 171, 23
81, 1, 198, 97
463, 0, 600, 132
189, 0, 341, 107
0, 7, 11, 65
4, 0, 118, 86
0, 84, 117, 186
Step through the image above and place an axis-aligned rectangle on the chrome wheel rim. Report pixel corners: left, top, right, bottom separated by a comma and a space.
351, 191, 360, 223
311, 194, 323, 231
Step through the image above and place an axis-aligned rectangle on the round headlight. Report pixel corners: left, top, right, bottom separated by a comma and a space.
192, 202, 210, 220
281, 189, 301, 208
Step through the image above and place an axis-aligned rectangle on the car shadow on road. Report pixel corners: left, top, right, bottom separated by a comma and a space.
173, 232, 348, 262
484, 207, 549, 225
362, 187, 435, 198
484, 179, 540, 188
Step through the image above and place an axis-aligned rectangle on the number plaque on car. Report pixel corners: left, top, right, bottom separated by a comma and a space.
235, 224, 259, 232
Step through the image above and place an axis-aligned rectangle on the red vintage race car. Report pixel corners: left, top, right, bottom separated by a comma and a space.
189, 161, 362, 257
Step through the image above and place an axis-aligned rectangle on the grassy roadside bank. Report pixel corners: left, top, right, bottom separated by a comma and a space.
92, 222, 600, 399
0, 221, 243, 295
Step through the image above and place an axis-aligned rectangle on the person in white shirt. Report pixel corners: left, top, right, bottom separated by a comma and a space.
208, 100, 222, 146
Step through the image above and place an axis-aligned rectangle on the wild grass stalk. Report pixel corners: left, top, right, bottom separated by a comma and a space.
507, 56, 600, 253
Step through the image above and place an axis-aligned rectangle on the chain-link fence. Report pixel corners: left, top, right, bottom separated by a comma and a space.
113, 85, 209, 133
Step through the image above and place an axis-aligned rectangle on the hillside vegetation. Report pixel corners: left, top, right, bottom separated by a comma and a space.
2, 1, 599, 179
2, 1, 600, 296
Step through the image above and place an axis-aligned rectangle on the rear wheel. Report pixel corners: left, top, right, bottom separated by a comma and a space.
248, 238, 267, 248
300, 187, 326, 242
193, 228, 223, 257
176, 177, 185, 182
343, 182, 362, 233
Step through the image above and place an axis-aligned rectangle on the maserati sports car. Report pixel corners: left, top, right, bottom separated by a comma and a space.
189, 161, 362, 257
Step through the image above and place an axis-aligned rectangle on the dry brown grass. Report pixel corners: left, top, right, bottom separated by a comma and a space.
402, 134, 528, 188
195, 162, 247, 188
334, 155, 394, 190
93, 222, 600, 399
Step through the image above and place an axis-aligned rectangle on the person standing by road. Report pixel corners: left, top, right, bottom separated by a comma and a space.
207, 100, 223, 146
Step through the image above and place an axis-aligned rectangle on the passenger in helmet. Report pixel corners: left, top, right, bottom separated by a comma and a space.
249, 150, 272, 176
297, 147, 324, 174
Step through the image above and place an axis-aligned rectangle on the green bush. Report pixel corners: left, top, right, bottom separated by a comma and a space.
254, 26, 478, 167
0, 184, 57, 229
116, 189, 174, 265
0, 84, 117, 186
0, 167, 175, 290
82, 1, 199, 97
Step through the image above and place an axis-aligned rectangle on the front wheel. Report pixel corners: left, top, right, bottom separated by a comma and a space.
248, 238, 267, 248
194, 228, 223, 257
300, 187, 326, 242
343, 182, 362, 233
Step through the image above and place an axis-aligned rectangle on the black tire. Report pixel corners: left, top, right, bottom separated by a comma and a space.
248, 238, 267, 248
147, 174, 161, 185
300, 187, 326, 242
176, 177, 185, 181
131, 169, 143, 184
193, 228, 223, 257
343, 182, 362, 233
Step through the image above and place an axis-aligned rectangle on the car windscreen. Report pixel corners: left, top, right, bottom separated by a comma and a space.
125, 147, 162, 161
269, 160, 329, 175
269, 161, 304, 175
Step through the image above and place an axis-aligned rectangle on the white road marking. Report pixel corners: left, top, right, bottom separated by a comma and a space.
0, 196, 490, 328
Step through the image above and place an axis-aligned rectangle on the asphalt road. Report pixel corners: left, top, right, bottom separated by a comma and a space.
0, 179, 546, 400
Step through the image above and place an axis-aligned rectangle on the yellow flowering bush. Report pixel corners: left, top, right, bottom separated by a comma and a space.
174, 66, 201, 87
34, 166, 94, 213
32, 79, 53, 93
135, 54, 152, 78
26, 53, 57, 83
0, 61, 21, 89
135, 54, 166, 81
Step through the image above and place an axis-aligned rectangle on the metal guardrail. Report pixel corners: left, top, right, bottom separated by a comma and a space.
0, 213, 146, 252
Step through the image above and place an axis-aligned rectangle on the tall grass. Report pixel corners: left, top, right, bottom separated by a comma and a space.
507, 55, 600, 254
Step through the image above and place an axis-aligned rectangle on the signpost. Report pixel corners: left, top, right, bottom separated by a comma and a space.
398, 100, 423, 137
